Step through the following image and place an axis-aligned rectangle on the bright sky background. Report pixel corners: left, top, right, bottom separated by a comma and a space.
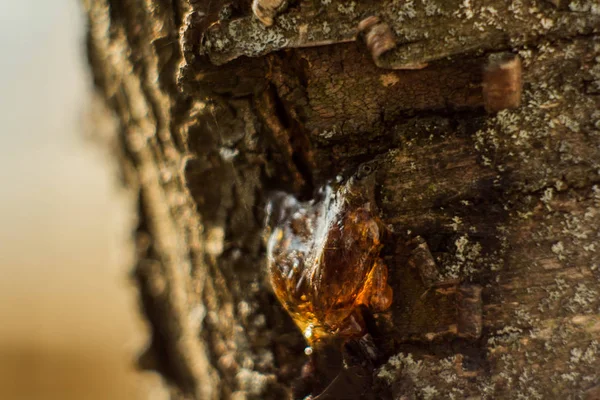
0, 1, 166, 398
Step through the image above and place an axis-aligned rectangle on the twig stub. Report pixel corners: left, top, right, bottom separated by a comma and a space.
483, 53, 523, 113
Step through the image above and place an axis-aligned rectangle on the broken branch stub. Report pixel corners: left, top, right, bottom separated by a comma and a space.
252, 0, 289, 27
482, 53, 523, 113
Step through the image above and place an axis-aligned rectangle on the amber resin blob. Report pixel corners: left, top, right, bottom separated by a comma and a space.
265, 171, 393, 346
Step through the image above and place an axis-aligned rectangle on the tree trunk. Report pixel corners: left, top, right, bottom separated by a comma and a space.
82, 0, 600, 399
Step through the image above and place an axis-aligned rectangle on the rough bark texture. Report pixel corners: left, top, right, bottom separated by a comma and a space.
83, 0, 600, 399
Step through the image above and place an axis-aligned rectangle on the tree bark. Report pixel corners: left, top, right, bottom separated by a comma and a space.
82, 0, 600, 399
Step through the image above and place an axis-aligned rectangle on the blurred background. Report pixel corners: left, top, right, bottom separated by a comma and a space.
0, 1, 166, 399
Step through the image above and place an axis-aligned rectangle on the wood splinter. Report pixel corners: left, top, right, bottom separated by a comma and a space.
407, 236, 440, 289
483, 53, 523, 113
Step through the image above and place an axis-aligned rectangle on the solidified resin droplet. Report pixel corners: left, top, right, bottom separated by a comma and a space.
265, 170, 393, 344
